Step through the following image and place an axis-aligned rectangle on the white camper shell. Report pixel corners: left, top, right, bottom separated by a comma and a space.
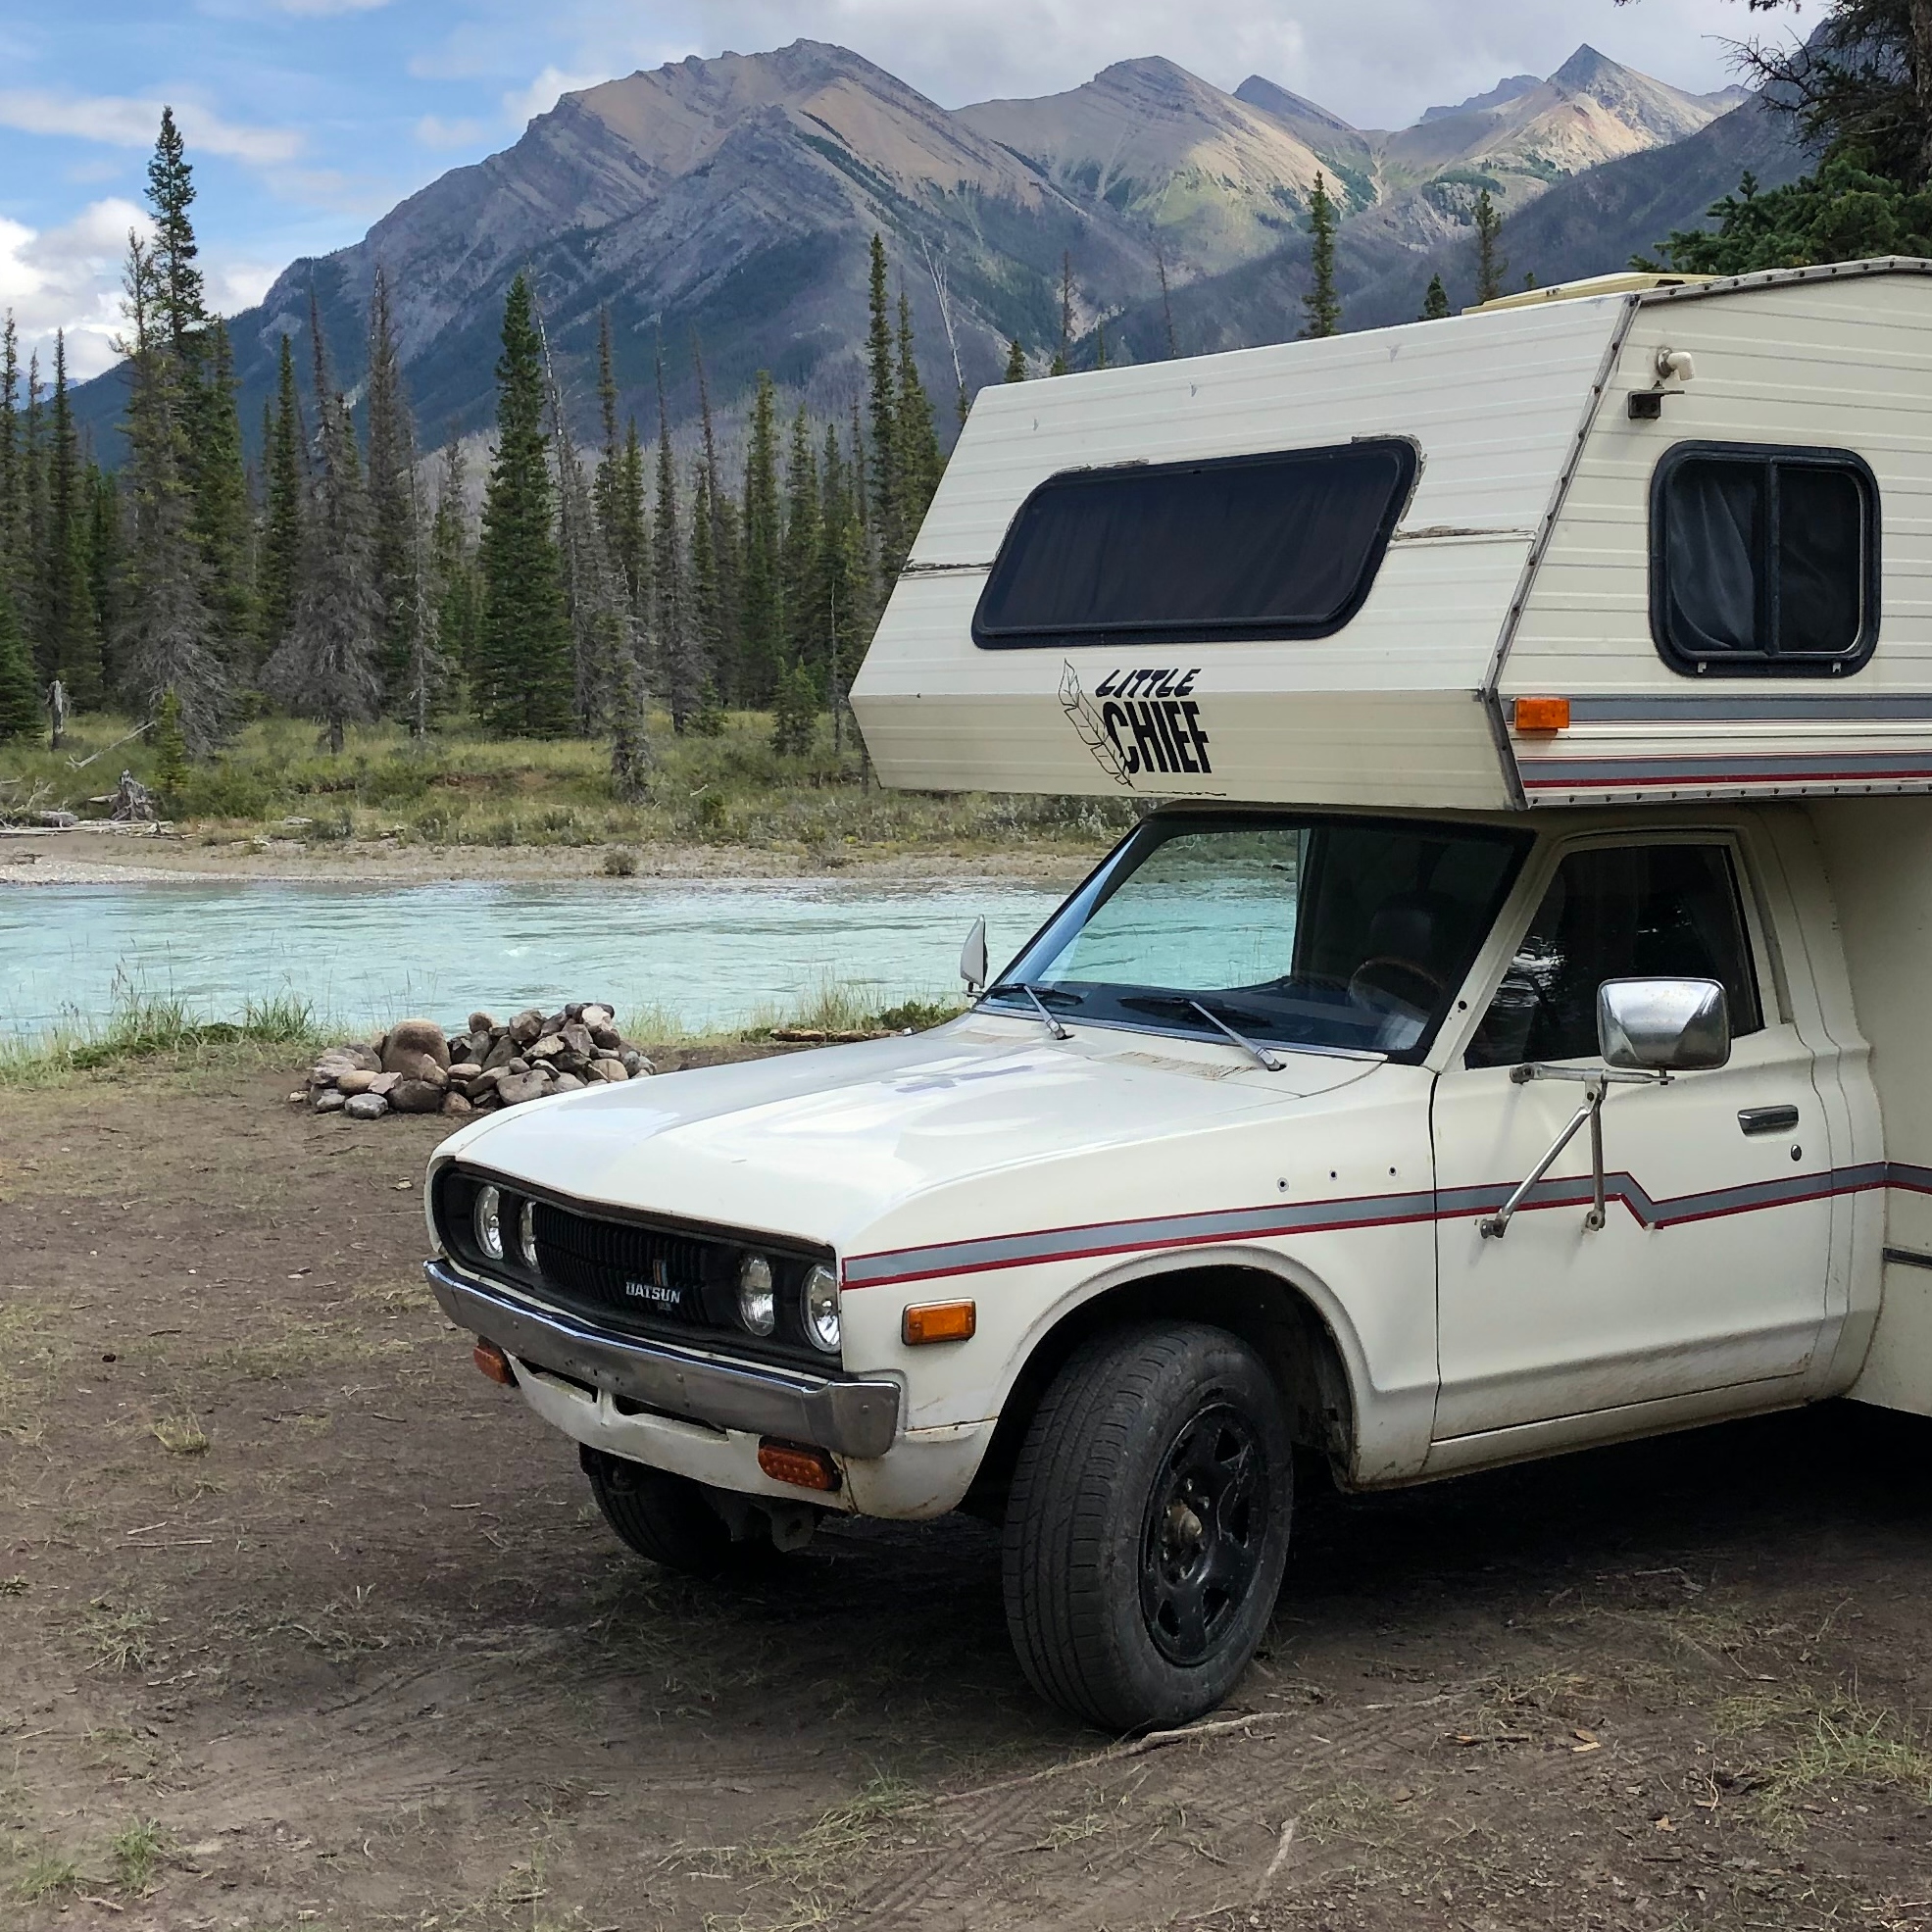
426, 262, 1932, 1739
854, 259, 1932, 812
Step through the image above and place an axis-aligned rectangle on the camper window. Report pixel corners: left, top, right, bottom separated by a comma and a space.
971, 440, 1416, 650
1652, 442, 1878, 676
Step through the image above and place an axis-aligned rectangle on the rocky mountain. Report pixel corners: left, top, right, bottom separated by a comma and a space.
72, 38, 1792, 460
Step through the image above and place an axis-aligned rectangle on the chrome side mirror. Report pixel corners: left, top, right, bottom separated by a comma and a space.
1597, 976, 1729, 1072
960, 916, 988, 996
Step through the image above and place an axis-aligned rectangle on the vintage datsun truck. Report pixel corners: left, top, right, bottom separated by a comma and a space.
424, 261, 1932, 1732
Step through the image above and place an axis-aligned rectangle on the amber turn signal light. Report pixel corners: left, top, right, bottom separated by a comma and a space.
472, 1338, 517, 1386
1512, 695, 1571, 733
758, 1439, 840, 1491
902, 1300, 977, 1346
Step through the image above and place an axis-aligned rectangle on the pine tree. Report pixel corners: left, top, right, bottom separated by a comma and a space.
1003, 337, 1027, 382
87, 465, 120, 692
42, 333, 101, 705
117, 234, 225, 755
652, 355, 695, 728
894, 289, 942, 558
818, 419, 868, 755
429, 436, 480, 681
780, 404, 820, 677
150, 688, 189, 802
265, 293, 383, 754
593, 310, 623, 567
1473, 188, 1507, 305
688, 457, 719, 721
865, 235, 902, 592
1093, 319, 1110, 370
0, 579, 35, 741
22, 353, 46, 669
471, 272, 572, 736
365, 266, 421, 711
615, 416, 649, 620
739, 369, 783, 704
147, 108, 207, 364
691, 339, 737, 681
0, 315, 21, 605
1052, 253, 1074, 376
190, 317, 254, 673
1420, 272, 1451, 321
1302, 173, 1342, 339
259, 334, 305, 658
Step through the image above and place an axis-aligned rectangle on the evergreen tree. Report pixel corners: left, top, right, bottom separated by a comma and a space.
471, 272, 572, 736
87, 465, 121, 692
593, 310, 623, 568
615, 416, 649, 620
652, 356, 696, 728
0, 579, 34, 741
118, 238, 224, 753
1472, 188, 1507, 304
691, 338, 740, 697
147, 107, 207, 364
770, 657, 818, 757
894, 289, 942, 556
41, 333, 101, 705
0, 315, 20, 604
22, 354, 46, 668
190, 317, 254, 674
259, 334, 305, 658
1003, 337, 1027, 382
818, 419, 868, 754
1302, 173, 1342, 339
865, 235, 902, 591
1052, 253, 1074, 376
265, 294, 382, 754
429, 436, 480, 681
780, 404, 820, 676
1420, 272, 1451, 321
1093, 319, 1110, 370
150, 688, 189, 802
739, 369, 783, 704
365, 266, 421, 711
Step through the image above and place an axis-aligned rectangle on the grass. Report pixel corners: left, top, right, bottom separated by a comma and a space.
74, 1600, 156, 1674
1717, 1689, 1932, 1828
9, 1846, 80, 1904
4, 709, 1138, 857
110, 1819, 166, 1894
150, 1410, 210, 1456
0, 985, 326, 1089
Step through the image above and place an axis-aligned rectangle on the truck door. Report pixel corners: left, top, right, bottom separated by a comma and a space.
1431, 836, 1832, 1441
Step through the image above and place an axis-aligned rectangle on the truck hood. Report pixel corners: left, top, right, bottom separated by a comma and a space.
434, 1016, 1383, 1252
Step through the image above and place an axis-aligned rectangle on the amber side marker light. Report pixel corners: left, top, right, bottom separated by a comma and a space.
472, 1339, 517, 1386
758, 1439, 841, 1492
902, 1300, 977, 1346
1512, 695, 1571, 734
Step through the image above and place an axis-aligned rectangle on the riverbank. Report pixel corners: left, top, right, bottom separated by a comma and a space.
0, 825, 1098, 887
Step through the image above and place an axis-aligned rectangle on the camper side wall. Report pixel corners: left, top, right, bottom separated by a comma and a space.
1808, 795, 1932, 1416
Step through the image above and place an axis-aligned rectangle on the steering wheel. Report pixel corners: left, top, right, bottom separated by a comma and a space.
1347, 956, 1446, 1014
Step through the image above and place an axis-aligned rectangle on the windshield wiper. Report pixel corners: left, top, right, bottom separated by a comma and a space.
984, 980, 1073, 1041
1187, 999, 1284, 1071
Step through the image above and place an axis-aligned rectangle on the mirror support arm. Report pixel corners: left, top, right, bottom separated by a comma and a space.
1479, 1063, 1669, 1241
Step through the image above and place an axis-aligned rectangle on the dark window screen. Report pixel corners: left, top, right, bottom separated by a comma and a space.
1467, 843, 1762, 1068
1653, 443, 1877, 675
972, 439, 1416, 650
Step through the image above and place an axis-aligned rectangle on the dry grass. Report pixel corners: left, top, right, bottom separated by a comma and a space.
149, 1410, 210, 1456
1718, 1690, 1932, 1828
73, 1601, 156, 1674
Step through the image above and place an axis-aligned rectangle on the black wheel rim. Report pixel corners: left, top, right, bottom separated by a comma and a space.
1137, 1400, 1271, 1667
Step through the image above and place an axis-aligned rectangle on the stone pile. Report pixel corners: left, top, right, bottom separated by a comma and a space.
302, 1004, 653, 1122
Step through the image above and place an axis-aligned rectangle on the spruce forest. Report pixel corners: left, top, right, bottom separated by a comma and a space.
0, 111, 969, 793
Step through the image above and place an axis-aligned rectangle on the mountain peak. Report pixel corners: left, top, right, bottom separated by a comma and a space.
1234, 74, 1361, 138
1551, 44, 1622, 90
1417, 74, 1539, 124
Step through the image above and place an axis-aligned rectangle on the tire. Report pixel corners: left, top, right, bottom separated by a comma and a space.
1002, 1321, 1293, 1732
581, 1446, 733, 1577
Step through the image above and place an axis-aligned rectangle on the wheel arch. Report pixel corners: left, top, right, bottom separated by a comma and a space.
961, 1248, 1364, 1518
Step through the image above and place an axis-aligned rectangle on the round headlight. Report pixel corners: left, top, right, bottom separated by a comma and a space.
737, 1254, 776, 1336
518, 1200, 539, 1269
802, 1263, 840, 1354
473, 1184, 503, 1261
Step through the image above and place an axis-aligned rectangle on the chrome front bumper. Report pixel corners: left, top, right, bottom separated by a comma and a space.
423, 1258, 902, 1459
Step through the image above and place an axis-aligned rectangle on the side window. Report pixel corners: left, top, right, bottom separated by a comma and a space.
1467, 844, 1763, 1068
1652, 443, 1878, 677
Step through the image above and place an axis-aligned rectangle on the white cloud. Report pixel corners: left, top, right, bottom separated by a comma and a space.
502, 65, 609, 124
0, 89, 303, 167
0, 198, 152, 380
416, 112, 488, 149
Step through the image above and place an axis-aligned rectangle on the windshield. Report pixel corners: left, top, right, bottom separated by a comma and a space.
989, 814, 1528, 1060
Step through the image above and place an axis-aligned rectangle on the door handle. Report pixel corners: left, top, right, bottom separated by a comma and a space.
1738, 1105, 1800, 1136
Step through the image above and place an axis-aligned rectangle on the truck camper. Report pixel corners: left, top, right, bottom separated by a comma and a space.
424, 260, 1932, 1732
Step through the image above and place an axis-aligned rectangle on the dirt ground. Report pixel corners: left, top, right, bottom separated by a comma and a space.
4, 1061, 1930, 1932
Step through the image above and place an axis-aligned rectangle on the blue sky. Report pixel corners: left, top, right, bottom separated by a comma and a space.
2, 0, 1759, 380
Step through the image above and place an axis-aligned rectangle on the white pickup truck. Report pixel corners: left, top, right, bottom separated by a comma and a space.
424, 263, 1932, 1732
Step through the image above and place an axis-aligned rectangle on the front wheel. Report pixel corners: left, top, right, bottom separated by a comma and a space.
1002, 1321, 1292, 1732
581, 1446, 733, 1576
